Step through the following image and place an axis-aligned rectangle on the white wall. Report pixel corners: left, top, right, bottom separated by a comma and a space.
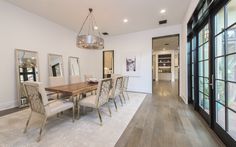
180, 0, 199, 104
0, 0, 200, 110
0, 1, 100, 110
103, 25, 182, 94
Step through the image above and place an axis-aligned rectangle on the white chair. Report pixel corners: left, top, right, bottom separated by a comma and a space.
84, 74, 93, 82
122, 76, 130, 100
109, 76, 124, 111
78, 78, 112, 125
48, 77, 67, 99
23, 81, 75, 142
49, 76, 65, 87
70, 75, 82, 84
84, 74, 97, 95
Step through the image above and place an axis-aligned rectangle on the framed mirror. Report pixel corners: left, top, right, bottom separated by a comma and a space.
48, 54, 64, 77
103, 50, 114, 78
15, 49, 40, 108
69, 56, 81, 84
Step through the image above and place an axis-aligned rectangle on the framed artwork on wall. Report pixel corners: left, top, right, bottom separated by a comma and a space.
123, 54, 141, 77
126, 57, 136, 72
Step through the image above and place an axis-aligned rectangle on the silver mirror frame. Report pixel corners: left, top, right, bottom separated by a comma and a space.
15, 49, 40, 108
48, 54, 64, 78
68, 56, 81, 84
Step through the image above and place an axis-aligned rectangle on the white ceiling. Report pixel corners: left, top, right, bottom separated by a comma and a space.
153, 35, 179, 51
7, 0, 191, 36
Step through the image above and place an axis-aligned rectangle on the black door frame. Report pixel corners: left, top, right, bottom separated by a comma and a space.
187, 0, 236, 146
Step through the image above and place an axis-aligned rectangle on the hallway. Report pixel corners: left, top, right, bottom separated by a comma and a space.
115, 81, 225, 147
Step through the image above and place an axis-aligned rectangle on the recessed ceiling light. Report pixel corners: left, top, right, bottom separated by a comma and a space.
160, 9, 166, 14
102, 32, 109, 35
94, 26, 98, 30
123, 19, 128, 23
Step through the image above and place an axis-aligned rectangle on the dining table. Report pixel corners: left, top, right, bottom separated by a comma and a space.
45, 82, 98, 119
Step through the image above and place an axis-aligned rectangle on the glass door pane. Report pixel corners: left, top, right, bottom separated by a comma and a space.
214, 0, 236, 140
198, 23, 210, 114
191, 37, 196, 102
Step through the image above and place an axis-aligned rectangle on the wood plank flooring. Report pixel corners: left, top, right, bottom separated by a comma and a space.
115, 81, 225, 147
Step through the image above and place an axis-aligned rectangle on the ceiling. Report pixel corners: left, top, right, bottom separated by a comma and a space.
7, 0, 191, 36
152, 35, 179, 51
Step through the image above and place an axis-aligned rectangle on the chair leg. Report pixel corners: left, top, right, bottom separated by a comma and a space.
72, 106, 75, 122
113, 99, 118, 111
107, 103, 112, 117
97, 108, 103, 126
77, 104, 80, 120
122, 93, 126, 103
24, 111, 32, 133
119, 95, 123, 106
126, 92, 130, 100
37, 116, 47, 142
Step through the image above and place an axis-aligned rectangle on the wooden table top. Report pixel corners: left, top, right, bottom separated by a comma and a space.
45, 82, 98, 96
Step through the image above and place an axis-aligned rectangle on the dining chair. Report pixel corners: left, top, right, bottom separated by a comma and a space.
70, 75, 82, 84
109, 76, 124, 111
122, 76, 130, 100
48, 76, 69, 99
111, 74, 122, 79
23, 81, 75, 142
84, 74, 93, 81
78, 78, 112, 125
84, 74, 97, 95
49, 76, 65, 86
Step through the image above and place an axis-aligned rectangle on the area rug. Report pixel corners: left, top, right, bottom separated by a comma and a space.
0, 92, 146, 147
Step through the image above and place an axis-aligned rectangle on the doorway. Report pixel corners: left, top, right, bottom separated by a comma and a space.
152, 34, 180, 95
103, 50, 114, 78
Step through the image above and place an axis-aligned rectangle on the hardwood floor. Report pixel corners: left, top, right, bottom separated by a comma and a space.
0, 107, 22, 117
115, 81, 225, 147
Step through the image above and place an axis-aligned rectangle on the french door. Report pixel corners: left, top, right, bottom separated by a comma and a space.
214, 0, 236, 143
197, 23, 210, 123
188, 0, 236, 146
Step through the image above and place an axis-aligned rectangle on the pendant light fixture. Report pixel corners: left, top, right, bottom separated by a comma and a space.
76, 8, 104, 49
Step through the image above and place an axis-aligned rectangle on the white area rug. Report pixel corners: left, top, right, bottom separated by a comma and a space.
0, 93, 146, 147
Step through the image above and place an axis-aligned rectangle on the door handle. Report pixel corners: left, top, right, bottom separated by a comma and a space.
209, 74, 214, 90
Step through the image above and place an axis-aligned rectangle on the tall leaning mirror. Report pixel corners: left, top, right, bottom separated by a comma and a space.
103, 50, 114, 78
69, 56, 81, 84
48, 54, 64, 86
15, 49, 40, 108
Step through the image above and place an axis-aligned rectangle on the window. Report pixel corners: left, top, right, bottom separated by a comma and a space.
188, 0, 236, 145
214, 0, 236, 140
191, 37, 197, 101
198, 24, 210, 113
198, 1, 208, 20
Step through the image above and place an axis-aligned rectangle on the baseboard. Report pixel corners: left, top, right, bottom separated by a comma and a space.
0, 101, 18, 111
179, 95, 188, 104
127, 90, 151, 95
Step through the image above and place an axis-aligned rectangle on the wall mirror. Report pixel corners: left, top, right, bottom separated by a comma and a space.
103, 50, 114, 78
15, 49, 40, 108
69, 56, 81, 83
48, 54, 64, 77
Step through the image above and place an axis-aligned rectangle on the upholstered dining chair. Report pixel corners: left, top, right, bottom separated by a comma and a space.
84, 74, 97, 95
84, 74, 93, 81
49, 76, 65, 87
70, 75, 81, 84
122, 76, 130, 100
48, 76, 69, 100
78, 78, 112, 125
23, 81, 75, 142
109, 76, 124, 111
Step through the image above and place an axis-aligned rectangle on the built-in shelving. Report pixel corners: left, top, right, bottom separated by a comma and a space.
158, 54, 171, 73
